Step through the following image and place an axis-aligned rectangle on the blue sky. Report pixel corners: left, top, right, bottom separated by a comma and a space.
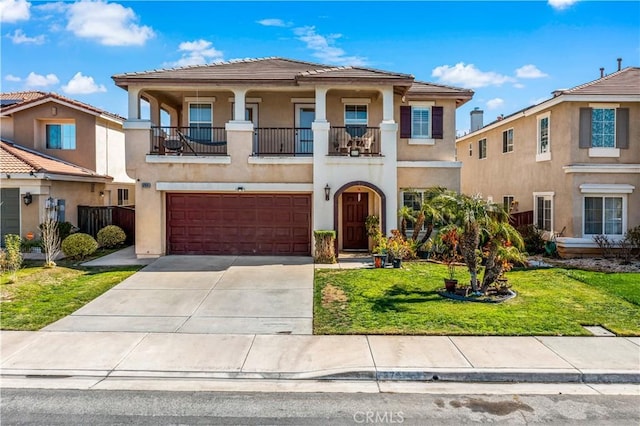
1, 0, 639, 132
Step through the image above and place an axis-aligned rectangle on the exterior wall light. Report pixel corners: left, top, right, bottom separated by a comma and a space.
99, 191, 105, 198
23, 192, 33, 206
324, 184, 331, 201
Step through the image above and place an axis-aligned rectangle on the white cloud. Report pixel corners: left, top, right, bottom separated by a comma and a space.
293, 26, 367, 66
486, 98, 505, 110
515, 64, 549, 79
5, 74, 21, 82
0, 0, 31, 23
170, 39, 224, 67
6, 28, 44, 44
548, 0, 578, 10
33, 1, 67, 13
257, 18, 290, 27
61, 72, 107, 94
513, 83, 525, 89
431, 63, 514, 88
66, 0, 154, 46
25, 72, 59, 87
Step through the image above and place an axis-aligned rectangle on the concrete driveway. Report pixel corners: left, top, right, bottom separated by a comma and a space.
44, 256, 314, 335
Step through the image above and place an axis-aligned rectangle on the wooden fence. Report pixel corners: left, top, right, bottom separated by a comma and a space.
77, 205, 135, 244
509, 210, 534, 228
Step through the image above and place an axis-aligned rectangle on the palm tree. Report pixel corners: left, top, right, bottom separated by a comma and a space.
397, 205, 415, 239
417, 187, 451, 244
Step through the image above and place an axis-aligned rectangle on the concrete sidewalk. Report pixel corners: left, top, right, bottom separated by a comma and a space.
2, 331, 639, 391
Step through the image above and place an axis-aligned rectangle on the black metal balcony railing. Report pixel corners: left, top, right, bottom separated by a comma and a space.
253, 128, 313, 156
151, 126, 227, 156
329, 126, 381, 156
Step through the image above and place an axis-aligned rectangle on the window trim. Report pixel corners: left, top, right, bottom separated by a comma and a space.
344, 103, 368, 126
582, 194, 627, 238
45, 122, 76, 150
117, 188, 129, 206
533, 191, 554, 233
502, 128, 514, 153
408, 101, 435, 145
478, 138, 487, 159
536, 112, 551, 162
503, 195, 515, 213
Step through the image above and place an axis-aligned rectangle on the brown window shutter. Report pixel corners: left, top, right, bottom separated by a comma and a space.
616, 108, 629, 149
400, 106, 411, 138
432, 106, 444, 139
579, 108, 592, 148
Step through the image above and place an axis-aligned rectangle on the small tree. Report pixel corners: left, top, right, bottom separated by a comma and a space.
41, 219, 61, 268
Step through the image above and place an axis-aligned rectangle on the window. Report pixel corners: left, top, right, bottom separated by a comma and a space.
188, 103, 213, 141
536, 113, 550, 161
400, 105, 443, 141
502, 128, 513, 153
503, 196, 514, 213
534, 193, 553, 232
478, 138, 487, 159
117, 188, 129, 206
344, 105, 367, 125
591, 108, 615, 148
46, 124, 76, 149
402, 191, 423, 230
584, 196, 623, 236
411, 107, 430, 139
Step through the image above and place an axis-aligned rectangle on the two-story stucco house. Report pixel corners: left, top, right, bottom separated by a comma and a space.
456, 66, 639, 257
0, 91, 135, 243
112, 57, 472, 258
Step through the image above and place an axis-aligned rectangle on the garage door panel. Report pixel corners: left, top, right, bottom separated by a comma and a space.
167, 193, 311, 255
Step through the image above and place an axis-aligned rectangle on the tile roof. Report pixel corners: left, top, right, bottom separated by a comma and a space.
113, 57, 415, 85
0, 140, 112, 180
0, 91, 124, 121
556, 67, 640, 96
407, 81, 474, 97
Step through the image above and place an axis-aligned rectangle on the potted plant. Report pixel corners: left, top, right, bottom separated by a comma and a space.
440, 228, 460, 292
367, 215, 387, 268
387, 230, 410, 268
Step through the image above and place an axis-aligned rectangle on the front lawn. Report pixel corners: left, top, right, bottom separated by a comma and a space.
314, 262, 640, 336
1, 263, 141, 330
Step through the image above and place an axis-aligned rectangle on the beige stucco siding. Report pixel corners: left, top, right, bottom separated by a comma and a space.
0, 117, 14, 140
398, 167, 461, 193
11, 101, 98, 171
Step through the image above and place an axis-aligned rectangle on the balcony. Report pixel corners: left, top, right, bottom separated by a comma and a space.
329, 126, 381, 156
151, 126, 227, 156
253, 128, 313, 156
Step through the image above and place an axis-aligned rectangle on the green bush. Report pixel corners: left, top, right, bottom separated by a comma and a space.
3, 234, 22, 273
61, 233, 98, 259
517, 225, 545, 255
39, 221, 74, 241
96, 225, 126, 248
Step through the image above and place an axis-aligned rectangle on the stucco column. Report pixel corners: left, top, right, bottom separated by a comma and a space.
315, 86, 328, 122
380, 121, 398, 235
128, 86, 141, 120
381, 87, 395, 124
232, 88, 248, 122
312, 121, 332, 233
148, 97, 161, 126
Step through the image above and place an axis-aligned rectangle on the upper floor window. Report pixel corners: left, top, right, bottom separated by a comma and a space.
400, 104, 443, 142
188, 103, 213, 141
345, 105, 368, 125
536, 112, 550, 162
478, 138, 487, 159
411, 107, 430, 139
502, 128, 514, 153
579, 105, 629, 157
46, 124, 76, 150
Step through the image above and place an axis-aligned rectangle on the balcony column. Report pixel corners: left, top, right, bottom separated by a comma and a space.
314, 86, 328, 123
127, 86, 142, 120
148, 97, 161, 126
232, 88, 248, 122
381, 87, 395, 124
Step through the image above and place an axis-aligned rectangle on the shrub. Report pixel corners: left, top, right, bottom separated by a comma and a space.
3, 234, 22, 275
97, 225, 126, 248
61, 233, 98, 259
313, 230, 336, 264
593, 234, 614, 258
39, 221, 75, 241
626, 225, 640, 250
516, 225, 545, 255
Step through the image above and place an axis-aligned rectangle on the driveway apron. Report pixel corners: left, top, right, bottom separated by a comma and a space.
44, 256, 314, 335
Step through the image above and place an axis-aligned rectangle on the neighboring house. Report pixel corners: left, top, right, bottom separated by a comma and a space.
112, 57, 473, 257
0, 91, 134, 244
456, 66, 639, 257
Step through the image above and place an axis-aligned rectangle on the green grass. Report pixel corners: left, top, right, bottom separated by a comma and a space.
1, 261, 141, 330
314, 262, 640, 336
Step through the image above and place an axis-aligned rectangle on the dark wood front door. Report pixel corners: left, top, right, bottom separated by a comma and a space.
342, 193, 368, 250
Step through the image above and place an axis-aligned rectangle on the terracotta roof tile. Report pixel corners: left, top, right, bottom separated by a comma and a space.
0, 91, 124, 121
0, 140, 111, 180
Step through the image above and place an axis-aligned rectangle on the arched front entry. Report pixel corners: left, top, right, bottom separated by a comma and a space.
333, 181, 386, 252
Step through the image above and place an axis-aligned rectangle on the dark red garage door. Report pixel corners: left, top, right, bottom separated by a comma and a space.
166, 193, 311, 255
